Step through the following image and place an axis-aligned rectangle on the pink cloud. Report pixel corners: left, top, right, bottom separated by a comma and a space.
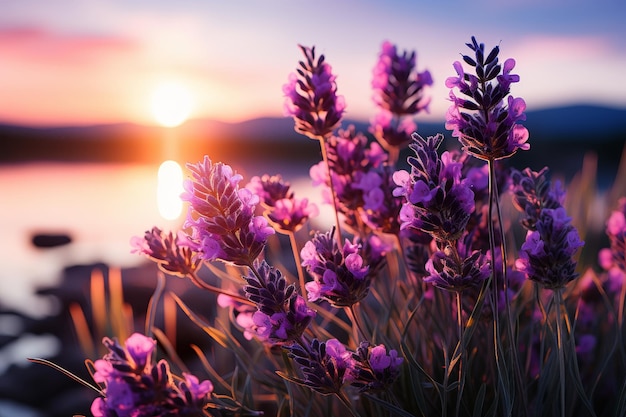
0, 26, 138, 66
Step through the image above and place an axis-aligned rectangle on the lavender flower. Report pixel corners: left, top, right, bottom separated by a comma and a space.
284, 338, 356, 395
370, 40, 433, 150
310, 125, 388, 231
91, 333, 213, 417
393, 133, 475, 242
131, 226, 200, 278
354, 165, 404, 235
445, 36, 529, 161
509, 167, 564, 230
247, 174, 319, 233
283, 45, 345, 139
243, 261, 315, 344
301, 228, 387, 307
424, 232, 490, 292
350, 341, 404, 392
516, 207, 584, 289
602, 197, 626, 272
181, 156, 275, 267
246, 174, 293, 206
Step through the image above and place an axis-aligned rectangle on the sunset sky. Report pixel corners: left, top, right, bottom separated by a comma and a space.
1, 0, 625, 127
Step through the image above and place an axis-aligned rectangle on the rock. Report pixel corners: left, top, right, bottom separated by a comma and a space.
31, 233, 72, 249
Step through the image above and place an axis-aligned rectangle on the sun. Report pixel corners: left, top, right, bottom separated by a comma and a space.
150, 82, 194, 127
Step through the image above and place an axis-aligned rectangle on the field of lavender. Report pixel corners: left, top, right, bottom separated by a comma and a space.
24, 37, 626, 417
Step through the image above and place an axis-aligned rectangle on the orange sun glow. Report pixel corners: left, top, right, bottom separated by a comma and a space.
150, 82, 194, 127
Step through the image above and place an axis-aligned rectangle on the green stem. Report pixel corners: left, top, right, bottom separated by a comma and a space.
188, 271, 253, 306
347, 304, 367, 344
490, 159, 527, 413
287, 231, 308, 298
318, 134, 344, 249
28, 357, 102, 394
336, 390, 361, 417
487, 159, 510, 414
555, 289, 566, 417
456, 291, 465, 417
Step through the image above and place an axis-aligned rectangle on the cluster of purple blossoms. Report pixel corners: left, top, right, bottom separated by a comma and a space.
515, 207, 585, 289
284, 338, 403, 395
301, 228, 388, 307
393, 133, 475, 242
242, 261, 315, 345
393, 134, 494, 293
285, 338, 356, 395
445, 36, 529, 161
311, 126, 400, 233
283, 45, 345, 140
424, 231, 491, 292
351, 341, 404, 392
599, 197, 626, 275
181, 156, 275, 267
370, 40, 433, 151
510, 168, 584, 289
509, 167, 564, 231
246, 173, 319, 233
91, 333, 213, 417
131, 226, 200, 278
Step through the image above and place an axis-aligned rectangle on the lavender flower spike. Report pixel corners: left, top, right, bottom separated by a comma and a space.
284, 338, 356, 395
247, 174, 319, 233
301, 228, 387, 307
602, 197, 626, 273
516, 207, 584, 289
351, 341, 404, 392
283, 45, 345, 140
91, 333, 213, 416
131, 226, 200, 277
445, 36, 529, 161
181, 156, 275, 267
393, 133, 475, 242
243, 261, 315, 345
424, 232, 491, 292
370, 40, 433, 150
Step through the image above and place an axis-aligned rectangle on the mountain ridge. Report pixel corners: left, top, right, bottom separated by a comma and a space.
1, 104, 624, 166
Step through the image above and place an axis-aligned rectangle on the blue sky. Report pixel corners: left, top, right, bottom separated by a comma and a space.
1, 0, 624, 125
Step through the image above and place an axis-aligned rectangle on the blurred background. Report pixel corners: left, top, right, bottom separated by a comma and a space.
1, 1, 626, 416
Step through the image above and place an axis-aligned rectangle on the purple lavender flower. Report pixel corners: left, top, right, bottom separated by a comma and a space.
301, 228, 388, 307
509, 167, 564, 230
310, 125, 388, 231
393, 133, 475, 242
370, 40, 433, 151
246, 174, 293, 206
284, 338, 356, 395
350, 341, 404, 392
354, 165, 404, 235
283, 45, 345, 140
243, 261, 315, 344
602, 197, 626, 272
424, 232, 490, 292
445, 36, 529, 161
247, 173, 319, 233
131, 226, 200, 277
516, 207, 584, 289
181, 156, 275, 267
91, 333, 213, 417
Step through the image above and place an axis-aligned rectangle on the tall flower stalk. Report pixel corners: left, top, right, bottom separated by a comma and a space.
511, 167, 587, 417
370, 40, 433, 165
445, 36, 530, 414
284, 45, 346, 247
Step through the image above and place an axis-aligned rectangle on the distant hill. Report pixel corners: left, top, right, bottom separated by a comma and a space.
1, 105, 624, 181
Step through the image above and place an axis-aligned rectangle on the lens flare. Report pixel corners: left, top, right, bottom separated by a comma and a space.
157, 160, 184, 220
